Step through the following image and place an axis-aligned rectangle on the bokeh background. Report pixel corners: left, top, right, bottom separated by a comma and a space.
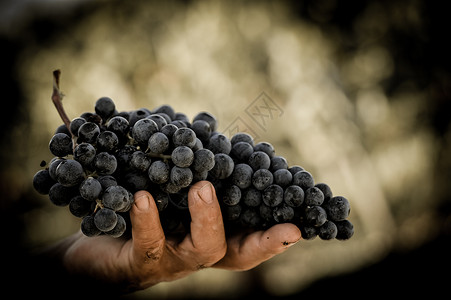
1, 0, 450, 298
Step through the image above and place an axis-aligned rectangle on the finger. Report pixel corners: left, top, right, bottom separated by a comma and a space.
178, 181, 227, 266
130, 190, 166, 263
214, 223, 301, 271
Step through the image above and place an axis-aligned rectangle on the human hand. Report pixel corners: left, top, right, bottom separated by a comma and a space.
61, 181, 301, 292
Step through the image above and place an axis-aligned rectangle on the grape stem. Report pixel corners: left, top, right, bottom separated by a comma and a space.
51, 70, 74, 138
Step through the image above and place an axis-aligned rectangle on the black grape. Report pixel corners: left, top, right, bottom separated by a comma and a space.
79, 176, 102, 201
55, 159, 85, 187
148, 160, 170, 184
171, 146, 194, 168
33, 169, 56, 195
94, 208, 118, 232
252, 169, 273, 190
231, 163, 253, 189
248, 151, 271, 171
95, 97, 116, 120
34, 96, 354, 241
49, 133, 73, 157
262, 184, 284, 207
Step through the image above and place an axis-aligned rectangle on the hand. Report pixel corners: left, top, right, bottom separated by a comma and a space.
59, 181, 301, 292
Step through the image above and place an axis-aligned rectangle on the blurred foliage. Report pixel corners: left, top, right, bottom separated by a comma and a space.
1, 0, 450, 298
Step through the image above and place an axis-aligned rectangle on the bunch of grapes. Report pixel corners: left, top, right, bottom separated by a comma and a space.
33, 95, 353, 241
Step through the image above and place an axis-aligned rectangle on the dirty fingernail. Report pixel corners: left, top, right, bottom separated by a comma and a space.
197, 182, 214, 204
134, 192, 150, 211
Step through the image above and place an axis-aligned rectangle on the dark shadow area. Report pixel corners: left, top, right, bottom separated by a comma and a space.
1, 0, 450, 298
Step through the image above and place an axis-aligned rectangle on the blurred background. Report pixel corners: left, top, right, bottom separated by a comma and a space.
1, 0, 450, 298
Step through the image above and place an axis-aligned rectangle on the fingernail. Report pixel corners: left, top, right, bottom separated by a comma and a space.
135, 193, 150, 211
197, 182, 214, 204
285, 237, 302, 248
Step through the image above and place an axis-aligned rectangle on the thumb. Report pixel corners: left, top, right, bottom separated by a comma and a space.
130, 190, 166, 263
215, 223, 301, 271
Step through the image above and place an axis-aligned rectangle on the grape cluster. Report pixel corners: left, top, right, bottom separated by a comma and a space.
33, 97, 353, 241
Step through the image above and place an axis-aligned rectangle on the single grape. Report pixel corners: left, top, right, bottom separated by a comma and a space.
73, 143, 96, 167
300, 225, 318, 240
49, 133, 73, 157
191, 120, 211, 142
231, 163, 253, 189
94, 208, 118, 232
94, 152, 117, 175
262, 184, 284, 207
33, 169, 56, 195
248, 151, 271, 171
106, 116, 130, 140
170, 166, 193, 188
209, 153, 234, 179
284, 185, 304, 207
292, 170, 315, 190
323, 196, 350, 221
148, 160, 170, 184
273, 169, 293, 187
171, 146, 194, 168
252, 168, 273, 190
222, 185, 241, 206
318, 220, 338, 240
96, 131, 119, 152
148, 132, 169, 154
207, 133, 231, 154
304, 186, 325, 206
77, 122, 100, 144
335, 220, 354, 240
304, 206, 327, 227
253, 142, 275, 158
55, 159, 85, 187
173, 127, 197, 148
79, 176, 102, 201
102, 185, 131, 211
192, 148, 215, 172
230, 132, 254, 146
95, 97, 116, 120
270, 156, 288, 172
